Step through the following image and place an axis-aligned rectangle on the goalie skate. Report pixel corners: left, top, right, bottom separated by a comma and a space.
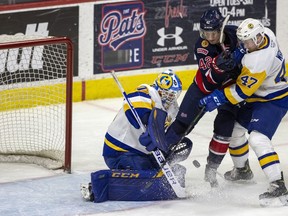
81, 183, 94, 201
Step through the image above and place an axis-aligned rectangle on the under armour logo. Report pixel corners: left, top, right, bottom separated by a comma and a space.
157, 27, 183, 47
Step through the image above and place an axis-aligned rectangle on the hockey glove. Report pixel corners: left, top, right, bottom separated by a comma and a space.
139, 130, 155, 152
232, 43, 246, 65
139, 108, 170, 153
211, 51, 235, 73
199, 89, 228, 112
212, 44, 246, 73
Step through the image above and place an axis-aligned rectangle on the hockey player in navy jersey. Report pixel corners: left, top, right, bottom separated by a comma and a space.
200, 18, 288, 206
81, 70, 193, 202
164, 9, 253, 187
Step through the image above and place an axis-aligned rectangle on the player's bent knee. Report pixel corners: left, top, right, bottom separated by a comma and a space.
230, 122, 247, 148
248, 131, 273, 157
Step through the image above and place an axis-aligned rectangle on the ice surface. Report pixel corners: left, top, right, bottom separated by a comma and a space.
1, 94, 288, 215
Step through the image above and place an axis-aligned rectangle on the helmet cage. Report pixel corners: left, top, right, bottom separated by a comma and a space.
158, 88, 181, 109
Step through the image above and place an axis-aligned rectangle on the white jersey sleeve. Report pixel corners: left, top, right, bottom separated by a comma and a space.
224, 27, 288, 104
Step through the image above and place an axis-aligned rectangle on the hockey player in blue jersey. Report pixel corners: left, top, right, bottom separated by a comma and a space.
81, 70, 193, 202
200, 18, 288, 206
164, 9, 253, 187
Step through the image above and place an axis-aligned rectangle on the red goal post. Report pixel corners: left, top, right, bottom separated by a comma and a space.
0, 35, 73, 173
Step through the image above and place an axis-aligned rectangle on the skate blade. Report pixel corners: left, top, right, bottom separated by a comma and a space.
259, 194, 288, 207
226, 179, 257, 185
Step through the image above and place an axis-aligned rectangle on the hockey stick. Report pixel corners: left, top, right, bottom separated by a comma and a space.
161, 106, 205, 168
220, 14, 231, 53
111, 71, 186, 198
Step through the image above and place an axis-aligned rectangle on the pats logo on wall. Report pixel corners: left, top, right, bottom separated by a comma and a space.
94, 1, 146, 72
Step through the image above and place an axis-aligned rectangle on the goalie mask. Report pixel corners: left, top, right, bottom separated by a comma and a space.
153, 69, 182, 109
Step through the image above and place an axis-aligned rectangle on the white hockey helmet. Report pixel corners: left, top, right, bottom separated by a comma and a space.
153, 69, 182, 109
236, 18, 265, 47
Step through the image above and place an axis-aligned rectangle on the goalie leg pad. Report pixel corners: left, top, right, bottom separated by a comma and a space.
90, 170, 110, 203
91, 169, 182, 202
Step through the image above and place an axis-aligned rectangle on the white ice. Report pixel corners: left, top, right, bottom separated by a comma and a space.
1, 93, 288, 216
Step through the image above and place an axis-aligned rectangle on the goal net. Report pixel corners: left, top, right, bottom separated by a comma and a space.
0, 34, 73, 172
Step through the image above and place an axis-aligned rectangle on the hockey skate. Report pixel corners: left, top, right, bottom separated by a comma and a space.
224, 160, 254, 181
259, 173, 288, 207
204, 164, 218, 188
81, 183, 94, 201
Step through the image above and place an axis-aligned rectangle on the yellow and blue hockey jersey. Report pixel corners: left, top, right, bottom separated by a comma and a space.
103, 84, 179, 157
223, 28, 288, 104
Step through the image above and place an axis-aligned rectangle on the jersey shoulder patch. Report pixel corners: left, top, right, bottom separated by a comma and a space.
136, 85, 149, 94
201, 40, 209, 48
195, 39, 209, 55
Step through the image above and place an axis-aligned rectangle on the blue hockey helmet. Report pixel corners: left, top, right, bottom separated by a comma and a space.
200, 9, 224, 39
154, 69, 182, 109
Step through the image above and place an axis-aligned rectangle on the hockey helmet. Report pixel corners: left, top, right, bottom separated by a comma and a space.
237, 18, 265, 47
154, 69, 182, 109
200, 9, 223, 31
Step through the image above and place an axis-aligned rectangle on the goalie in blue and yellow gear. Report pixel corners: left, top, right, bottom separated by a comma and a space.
81, 69, 193, 202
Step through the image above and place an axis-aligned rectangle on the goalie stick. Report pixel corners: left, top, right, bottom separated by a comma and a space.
111, 71, 186, 198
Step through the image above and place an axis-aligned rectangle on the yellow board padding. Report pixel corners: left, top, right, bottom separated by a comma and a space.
84, 69, 197, 100
0, 83, 67, 112
81, 63, 288, 101
72, 81, 83, 102
1, 62, 287, 110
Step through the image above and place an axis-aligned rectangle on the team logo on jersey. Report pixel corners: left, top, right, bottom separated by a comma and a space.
201, 40, 209, 48
248, 23, 254, 29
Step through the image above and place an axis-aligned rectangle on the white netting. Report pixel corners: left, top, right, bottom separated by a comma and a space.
0, 35, 71, 170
